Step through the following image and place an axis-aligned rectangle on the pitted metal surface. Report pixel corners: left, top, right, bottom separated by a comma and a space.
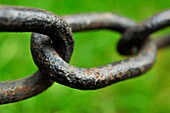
62, 13, 135, 32
31, 34, 156, 90
117, 10, 170, 55
0, 71, 53, 104
31, 12, 170, 90
0, 5, 170, 104
31, 13, 157, 90
0, 5, 74, 62
0, 5, 74, 104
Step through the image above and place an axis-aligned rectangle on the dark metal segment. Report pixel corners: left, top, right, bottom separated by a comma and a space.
155, 34, 170, 49
0, 5, 74, 62
0, 5, 74, 104
0, 71, 53, 104
1, 5, 169, 103
117, 10, 170, 55
62, 13, 135, 32
31, 33, 157, 90
31, 13, 157, 90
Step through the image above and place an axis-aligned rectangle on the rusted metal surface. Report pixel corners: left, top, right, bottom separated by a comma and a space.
31, 13, 157, 89
62, 13, 135, 32
1, 5, 170, 104
0, 5, 74, 104
0, 5, 74, 62
31, 33, 156, 90
117, 10, 170, 55
31, 12, 170, 90
0, 71, 53, 104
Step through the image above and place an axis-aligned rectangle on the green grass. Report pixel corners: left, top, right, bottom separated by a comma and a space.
0, 0, 170, 113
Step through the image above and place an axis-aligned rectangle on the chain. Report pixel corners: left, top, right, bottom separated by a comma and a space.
0, 5, 170, 104
117, 10, 170, 55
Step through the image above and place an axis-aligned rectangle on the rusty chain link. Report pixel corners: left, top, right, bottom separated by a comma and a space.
0, 5, 74, 104
31, 14, 156, 90
117, 10, 170, 55
0, 5, 170, 104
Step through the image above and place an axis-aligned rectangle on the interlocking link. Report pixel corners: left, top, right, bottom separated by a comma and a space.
117, 10, 170, 55
0, 5, 74, 104
0, 5, 170, 104
31, 14, 157, 90
0, 5, 74, 62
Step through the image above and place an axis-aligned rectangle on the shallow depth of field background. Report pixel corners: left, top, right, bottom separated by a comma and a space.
0, 0, 170, 113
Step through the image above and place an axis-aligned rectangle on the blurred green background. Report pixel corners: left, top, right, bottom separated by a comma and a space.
0, 0, 170, 113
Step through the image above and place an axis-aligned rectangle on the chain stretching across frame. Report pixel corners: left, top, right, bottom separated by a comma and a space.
31, 15, 156, 90
0, 5, 170, 104
31, 12, 170, 89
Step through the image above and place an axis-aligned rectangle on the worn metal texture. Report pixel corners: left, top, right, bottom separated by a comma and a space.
31, 13, 157, 90
0, 5, 74, 62
32, 13, 170, 90
117, 10, 170, 55
1, 5, 170, 104
0, 6, 74, 104
62, 13, 135, 32
0, 71, 53, 104
62, 13, 170, 50
31, 33, 156, 90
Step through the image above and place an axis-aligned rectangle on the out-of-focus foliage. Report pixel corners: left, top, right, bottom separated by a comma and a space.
0, 0, 170, 113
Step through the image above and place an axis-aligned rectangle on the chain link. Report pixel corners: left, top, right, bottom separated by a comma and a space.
117, 10, 170, 55
0, 5, 170, 104
0, 5, 73, 104
31, 14, 156, 90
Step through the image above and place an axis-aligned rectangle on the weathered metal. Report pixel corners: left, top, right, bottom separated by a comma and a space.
0, 5, 74, 104
0, 5, 170, 104
31, 12, 170, 90
0, 5, 74, 62
31, 14, 157, 90
0, 71, 53, 104
62, 13, 135, 32
117, 10, 170, 55
31, 33, 156, 90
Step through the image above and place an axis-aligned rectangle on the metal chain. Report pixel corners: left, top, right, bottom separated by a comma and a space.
117, 10, 170, 55
31, 14, 156, 90
0, 5, 170, 104
0, 5, 74, 104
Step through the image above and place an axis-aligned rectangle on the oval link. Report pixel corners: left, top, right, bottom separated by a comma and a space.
31, 14, 157, 90
0, 6, 74, 104
2, 5, 170, 103
117, 10, 170, 55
